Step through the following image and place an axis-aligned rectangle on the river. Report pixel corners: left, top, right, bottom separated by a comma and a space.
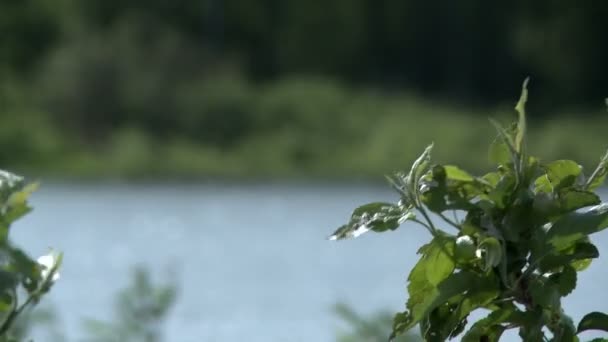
11, 183, 608, 341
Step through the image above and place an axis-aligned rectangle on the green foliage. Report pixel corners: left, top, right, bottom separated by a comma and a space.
2, 0, 608, 180
0, 170, 61, 341
330, 81, 608, 341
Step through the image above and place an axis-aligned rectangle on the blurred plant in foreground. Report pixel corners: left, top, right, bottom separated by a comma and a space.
334, 303, 422, 342
83, 266, 178, 342
0, 170, 61, 341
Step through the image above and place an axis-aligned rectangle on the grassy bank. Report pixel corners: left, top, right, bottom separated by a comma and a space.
2, 77, 607, 181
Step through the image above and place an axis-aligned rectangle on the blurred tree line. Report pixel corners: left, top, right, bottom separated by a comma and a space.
0, 0, 607, 178
3, 0, 606, 104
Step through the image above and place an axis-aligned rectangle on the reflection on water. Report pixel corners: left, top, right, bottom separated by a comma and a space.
11, 183, 608, 341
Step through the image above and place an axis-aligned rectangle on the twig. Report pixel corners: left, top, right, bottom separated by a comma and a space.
438, 212, 461, 231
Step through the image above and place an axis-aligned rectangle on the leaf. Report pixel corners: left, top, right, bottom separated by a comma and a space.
391, 270, 493, 339
546, 203, 608, 251
437, 280, 499, 340
514, 77, 529, 154
529, 275, 560, 308
489, 137, 511, 165
444, 165, 475, 182
420, 165, 484, 213
477, 237, 502, 272
538, 241, 599, 272
558, 190, 601, 213
550, 265, 577, 296
571, 258, 593, 271
486, 171, 516, 209
585, 149, 608, 191
329, 202, 414, 240
425, 239, 455, 286
489, 119, 518, 168
407, 144, 434, 199
462, 305, 524, 342
6, 182, 39, 208
554, 312, 578, 342
578, 312, 608, 333
544, 160, 582, 191
534, 174, 553, 193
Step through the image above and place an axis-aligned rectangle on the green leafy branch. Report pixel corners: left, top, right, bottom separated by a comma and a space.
329, 80, 608, 341
0, 171, 61, 341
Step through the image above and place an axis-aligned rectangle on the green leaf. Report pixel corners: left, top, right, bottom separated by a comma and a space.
477, 237, 502, 272
558, 190, 601, 213
0, 291, 13, 312
424, 240, 455, 286
546, 203, 608, 251
514, 77, 529, 154
489, 119, 518, 169
585, 150, 608, 191
544, 160, 582, 191
391, 270, 493, 339
550, 265, 577, 296
571, 258, 593, 272
407, 144, 434, 199
577, 312, 608, 333
329, 202, 413, 240
420, 165, 484, 213
486, 171, 516, 209
529, 275, 560, 308
539, 241, 599, 272
436, 279, 499, 340
6, 182, 39, 208
462, 305, 524, 342
553, 311, 578, 342
444, 165, 475, 182
518, 308, 546, 341
2, 204, 33, 226
489, 137, 511, 165
534, 174, 553, 193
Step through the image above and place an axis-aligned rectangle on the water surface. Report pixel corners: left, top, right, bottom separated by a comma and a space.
12, 183, 608, 341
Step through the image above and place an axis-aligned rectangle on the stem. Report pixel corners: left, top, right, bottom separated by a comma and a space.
418, 206, 438, 236
512, 251, 552, 292
412, 218, 434, 236
438, 213, 461, 231
0, 288, 18, 335
585, 149, 608, 190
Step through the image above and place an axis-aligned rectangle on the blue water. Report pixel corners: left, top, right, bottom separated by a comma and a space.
11, 183, 608, 341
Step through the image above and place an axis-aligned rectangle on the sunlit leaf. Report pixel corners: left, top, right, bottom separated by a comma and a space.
543, 160, 582, 191
578, 312, 608, 333
585, 150, 608, 191
539, 241, 599, 272
444, 165, 474, 182
514, 77, 529, 154
462, 304, 525, 342
550, 265, 577, 296
546, 203, 608, 251
329, 202, 413, 240
6, 182, 39, 208
407, 144, 434, 200
392, 270, 492, 339
477, 237, 502, 272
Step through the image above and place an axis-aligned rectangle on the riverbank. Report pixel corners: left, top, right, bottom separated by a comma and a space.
4, 78, 607, 181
